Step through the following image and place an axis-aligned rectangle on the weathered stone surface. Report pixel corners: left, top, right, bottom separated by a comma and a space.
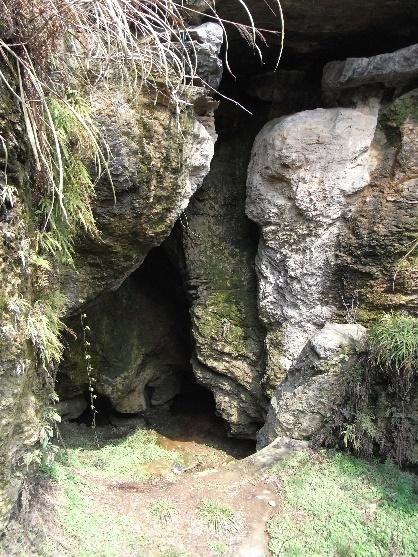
187, 22, 224, 89
246, 107, 378, 372
62, 95, 216, 313
257, 323, 367, 448
336, 89, 418, 321
61, 23, 223, 314
56, 396, 88, 421
0, 84, 43, 530
248, 86, 417, 457
323, 44, 418, 93
61, 261, 189, 414
181, 104, 269, 438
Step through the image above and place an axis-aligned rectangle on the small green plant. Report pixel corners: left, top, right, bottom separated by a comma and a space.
208, 540, 229, 556
25, 292, 66, 372
198, 500, 240, 534
368, 312, 418, 376
150, 499, 175, 524
36, 94, 100, 266
342, 413, 377, 454
80, 313, 98, 429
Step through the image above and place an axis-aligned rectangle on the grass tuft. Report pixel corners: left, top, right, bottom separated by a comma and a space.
150, 498, 175, 524
368, 312, 418, 375
198, 500, 240, 534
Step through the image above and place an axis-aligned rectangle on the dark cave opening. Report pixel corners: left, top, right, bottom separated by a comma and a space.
60, 237, 256, 458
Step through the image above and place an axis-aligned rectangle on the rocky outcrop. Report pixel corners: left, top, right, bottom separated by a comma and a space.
323, 44, 418, 94
2, 0, 418, 534
246, 106, 378, 373
63, 23, 222, 313
181, 105, 268, 438
257, 323, 367, 447
337, 89, 418, 320
247, 46, 418, 453
62, 93, 216, 313
0, 83, 43, 530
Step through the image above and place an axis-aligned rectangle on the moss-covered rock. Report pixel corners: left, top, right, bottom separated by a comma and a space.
182, 103, 268, 438
0, 82, 43, 531
337, 89, 418, 324
62, 88, 216, 312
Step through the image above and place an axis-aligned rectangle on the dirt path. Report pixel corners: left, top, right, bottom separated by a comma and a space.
75, 436, 304, 557
1, 406, 304, 557
81, 455, 278, 556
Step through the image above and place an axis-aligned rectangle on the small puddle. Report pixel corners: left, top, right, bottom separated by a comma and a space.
143, 396, 256, 476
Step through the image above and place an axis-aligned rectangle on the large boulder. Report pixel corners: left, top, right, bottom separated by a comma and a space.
246, 106, 378, 373
247, 64, 417, 455
62, 94, 216, 313
257, 323, 367, 447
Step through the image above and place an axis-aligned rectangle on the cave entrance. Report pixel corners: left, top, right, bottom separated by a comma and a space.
60, 236, 255, 461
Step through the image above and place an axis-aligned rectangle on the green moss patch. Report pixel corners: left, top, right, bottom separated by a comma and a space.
196, 291, 247, 354
380, 89, 418, 146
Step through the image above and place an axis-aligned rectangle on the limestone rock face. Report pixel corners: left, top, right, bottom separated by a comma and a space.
257, 323, 367, 447
323, 44, 418, 93
337, 89, 418, 320
181, 106, 269, 438
187, 22, 224, 89
63, 23, 223, 314
63, 96, 216, 313
246, 107, 378, 372
247, 62, 417, 453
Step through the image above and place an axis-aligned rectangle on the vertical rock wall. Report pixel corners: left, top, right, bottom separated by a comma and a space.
181, 104, 269, 437
246, 46, 418, 451
246, 106, 378, 372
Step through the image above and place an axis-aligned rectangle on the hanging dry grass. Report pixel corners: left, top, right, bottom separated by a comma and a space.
0, 0, 284, 246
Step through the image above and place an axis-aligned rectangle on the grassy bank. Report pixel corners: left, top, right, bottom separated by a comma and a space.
268, 450, 418, 557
